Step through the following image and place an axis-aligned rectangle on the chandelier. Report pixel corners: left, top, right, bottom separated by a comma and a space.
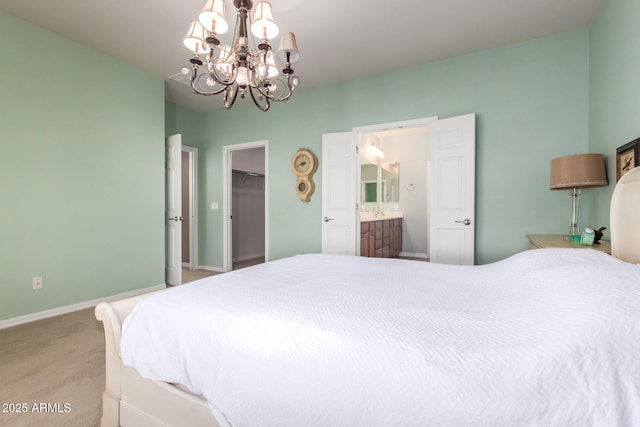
181, 0, 301, 111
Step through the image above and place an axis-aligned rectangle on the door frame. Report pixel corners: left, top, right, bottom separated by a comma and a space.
182, 146, 199, 270
222, 140, 269, 272
352, 116, 438, 255
352, 116, 438, 134
165, 134, 182, 286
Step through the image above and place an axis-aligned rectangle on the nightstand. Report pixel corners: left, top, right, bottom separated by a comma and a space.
526, 234, 611, 255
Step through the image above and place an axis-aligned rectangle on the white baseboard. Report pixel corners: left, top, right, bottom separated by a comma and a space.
0, 283, 166, 330
399, 251, 430, 260
198, 265, 226, 273
232, 253, 265, 263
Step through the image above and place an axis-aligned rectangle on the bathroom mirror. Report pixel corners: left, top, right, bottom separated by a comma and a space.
361, 163, 378, 202
360, 162, 400, 203
381, 162, 400, 203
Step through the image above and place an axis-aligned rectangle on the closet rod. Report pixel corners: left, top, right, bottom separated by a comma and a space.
232, 169, 265, 178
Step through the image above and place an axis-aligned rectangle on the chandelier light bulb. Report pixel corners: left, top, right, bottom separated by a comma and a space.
258, 51, 279, 79
214, 45, 234, 76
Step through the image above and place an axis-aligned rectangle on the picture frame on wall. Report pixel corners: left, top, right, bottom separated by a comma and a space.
616, 137, 640, 181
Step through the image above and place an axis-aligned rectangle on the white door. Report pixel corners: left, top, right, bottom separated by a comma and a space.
429, 113, 476, 265
165, 134, 182, 285
322, 132, 358, 255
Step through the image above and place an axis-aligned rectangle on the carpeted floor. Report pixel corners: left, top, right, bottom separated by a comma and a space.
0, 308, 104, 427
0, 264, 263, 427
181, 257, 264, 284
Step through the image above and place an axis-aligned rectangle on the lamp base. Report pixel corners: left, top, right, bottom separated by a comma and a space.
569, 223, 579, 237
568, 187, 581, 242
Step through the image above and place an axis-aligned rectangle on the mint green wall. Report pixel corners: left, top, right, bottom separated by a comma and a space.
589, 0, 640, 238
0, 12, 165, 321
168, 30, 590, 266
1, 1, 629, 320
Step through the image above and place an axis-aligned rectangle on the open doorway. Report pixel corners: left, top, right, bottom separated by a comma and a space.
223, 141, 269, 271
359, 127, 431, 261
181, 146, 198, 270
322, 114, 475, 264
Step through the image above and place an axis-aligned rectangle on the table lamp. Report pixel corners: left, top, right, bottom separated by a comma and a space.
550, 153, 608, 240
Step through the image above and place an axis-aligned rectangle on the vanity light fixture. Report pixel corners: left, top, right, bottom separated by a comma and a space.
181, 0, 301, 111
367, 144, 384, 159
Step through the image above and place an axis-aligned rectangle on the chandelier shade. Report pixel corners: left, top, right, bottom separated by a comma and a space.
183, 20, 210, 54
198, 0, 229, 34
181, 0, 301, 111
277, 32, 300, 63
251, 1, 279, 40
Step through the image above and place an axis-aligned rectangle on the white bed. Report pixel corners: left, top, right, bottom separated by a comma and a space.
96, 166, 640, 427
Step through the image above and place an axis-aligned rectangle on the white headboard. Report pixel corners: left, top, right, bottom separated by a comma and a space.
610, 166, 640, 263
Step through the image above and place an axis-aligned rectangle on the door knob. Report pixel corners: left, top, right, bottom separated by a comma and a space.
168, 216, 184, 221
323, 216, 335, 222
455, 219, 471, 226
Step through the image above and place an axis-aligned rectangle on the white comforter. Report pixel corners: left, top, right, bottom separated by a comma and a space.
121, 250, 640, 426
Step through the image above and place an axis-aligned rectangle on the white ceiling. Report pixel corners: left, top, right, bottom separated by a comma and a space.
0, 0, 605, 112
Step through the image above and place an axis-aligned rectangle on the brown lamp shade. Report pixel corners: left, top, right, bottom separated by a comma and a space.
550, 153, 608, 190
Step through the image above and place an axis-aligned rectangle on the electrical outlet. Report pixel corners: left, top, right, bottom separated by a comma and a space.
32, 276, 43, 290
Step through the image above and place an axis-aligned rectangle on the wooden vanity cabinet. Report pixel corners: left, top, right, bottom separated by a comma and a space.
361, 218, 402, 258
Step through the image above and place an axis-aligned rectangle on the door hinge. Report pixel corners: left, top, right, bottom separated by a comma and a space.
355, 145, 359, 154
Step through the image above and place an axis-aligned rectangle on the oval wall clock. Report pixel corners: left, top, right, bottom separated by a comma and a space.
291, 148, 318, 202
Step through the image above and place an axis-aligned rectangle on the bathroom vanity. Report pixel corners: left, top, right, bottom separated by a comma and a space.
360, 212, 403, 258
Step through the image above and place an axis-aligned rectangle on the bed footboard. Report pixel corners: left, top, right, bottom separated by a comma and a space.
95, 291, 163, 427
96, 290, 225, 427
